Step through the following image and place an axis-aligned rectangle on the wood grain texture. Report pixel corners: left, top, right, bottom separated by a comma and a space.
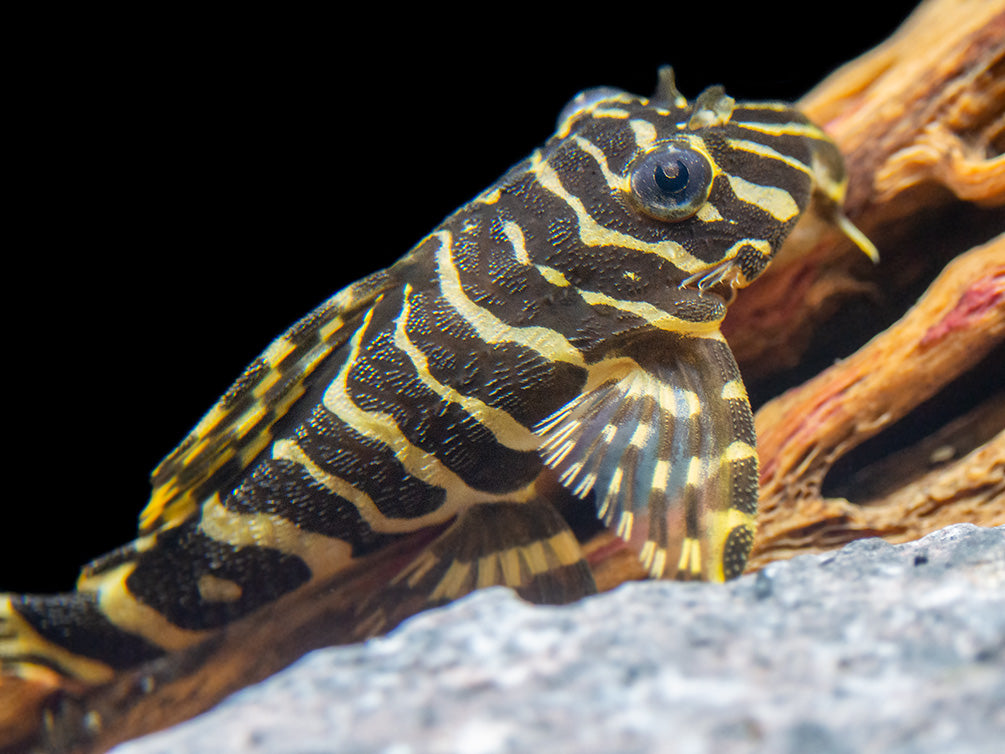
751, 237, 1004, 568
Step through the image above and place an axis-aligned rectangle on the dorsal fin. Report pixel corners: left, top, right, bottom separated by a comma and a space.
139, 270, 397, 533
651, 66, 687, 108
688, 86, 735, 129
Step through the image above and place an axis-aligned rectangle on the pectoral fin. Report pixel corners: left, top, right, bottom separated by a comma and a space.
536, 340, 758, 582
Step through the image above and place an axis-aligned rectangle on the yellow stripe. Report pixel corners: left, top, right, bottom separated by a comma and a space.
531, 155, 710, 275
318, 315, 346, 341
697, 202, 724, 222
430, 560, 472, 601
685, 457, 705, 487
578, 288, 724, 335
521, 540, 550, 575
555, 93, 638, 137
232, 403, 267, 438
652, 459, 671, 492
720, 379, 747, 400
272, 438, 465, 534
499, 547, 521, 585
476, 552, 500, 589
572, 135, 628, 191
503, 220, 723, 337
726, 138, 813, 176
1, 595, 117, 684
198, 493, 353, 577
727, 175, 799, 222
723, 440, 757, 463
394, 285, 539, 452
616, 510, 634, 540
400, 550, 439, 588
539, 266, 572, 287
719, 238, 773, 271
735, 102, 796, 112
651, 546, 668, 578
474, 187, 502, 205
593, 107, 630, 119
640, 540, 655, 568
681, 389, 701, 417
434, 230, 585, 366
629, 119, 658, 150
322, 301, 540, 510
188, 403, 226, 442
677, 537, 703, 575
709, 508, 757, 535
658, 378, 678, 418
628, 420, 652, 449
197, 574, 243, 602
731, 120, 829, 139
705, 509, 758, 582
95, 563, 210, 652
261, 336, 295, 367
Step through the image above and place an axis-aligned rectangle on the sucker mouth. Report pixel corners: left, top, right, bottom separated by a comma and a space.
706, 280, 738, 304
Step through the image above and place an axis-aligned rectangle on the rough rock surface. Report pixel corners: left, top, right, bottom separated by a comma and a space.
114, 524, 1005, 754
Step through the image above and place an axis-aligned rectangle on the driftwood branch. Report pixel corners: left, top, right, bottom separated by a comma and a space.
750, 236, 1004, 567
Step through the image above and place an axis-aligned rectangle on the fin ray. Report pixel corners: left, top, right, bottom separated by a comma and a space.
536, 341, 758, 582
141, 270, 397, 534
353, 499, 596, 637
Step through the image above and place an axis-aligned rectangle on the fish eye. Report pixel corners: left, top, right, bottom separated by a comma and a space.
627, 141, 713, 221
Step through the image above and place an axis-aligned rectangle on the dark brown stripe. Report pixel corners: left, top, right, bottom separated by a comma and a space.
721, 524, 755, 580
404, 287, 586, 426
299, 403, 446, 520
11, 592, 165, 670
701, 339, 758, 517
346, 321, 542, 494
225, 457, 399, 557
125, 519, 311, 631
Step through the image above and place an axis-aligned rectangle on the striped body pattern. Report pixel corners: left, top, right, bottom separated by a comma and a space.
1, 69, 870, 746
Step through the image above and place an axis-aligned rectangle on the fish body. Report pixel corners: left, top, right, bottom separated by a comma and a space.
0, 68, 869, 751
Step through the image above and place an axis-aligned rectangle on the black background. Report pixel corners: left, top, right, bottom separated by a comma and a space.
5, 4, 922, 592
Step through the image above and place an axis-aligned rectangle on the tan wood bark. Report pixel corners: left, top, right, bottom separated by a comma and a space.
749, 0, 1005, 564
750, 237, 1004, 568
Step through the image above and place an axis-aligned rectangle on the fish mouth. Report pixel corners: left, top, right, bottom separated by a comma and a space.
676, 260, 741, 304
704, 280, 737, 305
668, 278, 733, 310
